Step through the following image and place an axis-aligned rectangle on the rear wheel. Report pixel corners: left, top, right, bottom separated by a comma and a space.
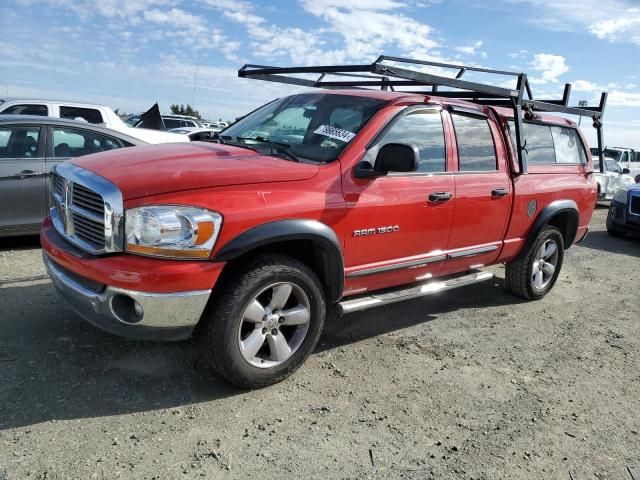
606, 217, 627, 237
506, 225, 564, 300
196, 254, 326, 389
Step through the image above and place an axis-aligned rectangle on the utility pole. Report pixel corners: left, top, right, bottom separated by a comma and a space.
192, 65, 198, 110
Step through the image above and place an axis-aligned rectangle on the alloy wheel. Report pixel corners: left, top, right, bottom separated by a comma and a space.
531, 239, 558, 290
237, 282, 311, 368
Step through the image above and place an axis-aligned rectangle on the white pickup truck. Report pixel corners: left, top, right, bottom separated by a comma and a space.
592, 147, 639, 178
0, 98, 189, 144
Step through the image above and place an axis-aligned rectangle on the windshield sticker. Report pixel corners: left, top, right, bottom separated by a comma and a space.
313, 125, 356, 143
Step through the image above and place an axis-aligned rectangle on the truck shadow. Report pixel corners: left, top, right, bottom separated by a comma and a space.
577, 230, 640, 258
0, 276, 520, 430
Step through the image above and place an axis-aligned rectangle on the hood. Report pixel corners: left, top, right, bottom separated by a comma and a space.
72, 142, 320, 200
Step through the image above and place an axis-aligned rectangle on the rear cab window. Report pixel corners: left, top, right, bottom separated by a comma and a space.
508, 121, 588, 167
1, 104, 48, 116
59, 106, 104, 125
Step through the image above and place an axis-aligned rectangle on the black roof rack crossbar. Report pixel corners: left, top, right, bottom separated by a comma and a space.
238, 56, 608, 174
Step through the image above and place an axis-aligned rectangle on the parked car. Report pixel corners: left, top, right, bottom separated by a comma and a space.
607, 183, 640, 237
0, 115, 145, 237
0, 99, 189, 144
41, 58, 601, 389
167, 127, 219, 141
130, 114, 204, 130
593, 157, 635, 202
592, 147, 639, 177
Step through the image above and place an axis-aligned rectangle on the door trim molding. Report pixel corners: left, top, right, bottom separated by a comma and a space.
346, 254, 447, 278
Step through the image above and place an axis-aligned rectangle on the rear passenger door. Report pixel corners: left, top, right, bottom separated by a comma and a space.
443, 108, 512, 272
0, 125, 46, 231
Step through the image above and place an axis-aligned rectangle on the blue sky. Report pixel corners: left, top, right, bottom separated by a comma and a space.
1, 0, 639, 146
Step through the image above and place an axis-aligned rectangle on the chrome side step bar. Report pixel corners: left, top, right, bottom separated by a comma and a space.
338, 270, 494, 314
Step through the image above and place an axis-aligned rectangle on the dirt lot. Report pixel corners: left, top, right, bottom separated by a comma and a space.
0, 206, 639, 480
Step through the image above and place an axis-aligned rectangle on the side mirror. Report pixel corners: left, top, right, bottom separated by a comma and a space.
622, 168, 631, 175
375, 143, 419, 173
354, 143, 420, 179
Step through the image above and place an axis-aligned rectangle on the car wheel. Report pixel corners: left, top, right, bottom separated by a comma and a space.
506, 225, 564, 300
606, 226, 627, 238
196, 254, 326, 389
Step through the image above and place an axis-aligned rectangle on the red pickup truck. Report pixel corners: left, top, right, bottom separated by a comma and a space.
41, 57, 606, 388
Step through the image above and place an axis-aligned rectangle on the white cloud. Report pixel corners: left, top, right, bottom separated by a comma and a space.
529, 53, 569, 83
572, 80, 600, 92
456, 41, 483, 55
589, 10, 640, 45
510, 0, 640, 46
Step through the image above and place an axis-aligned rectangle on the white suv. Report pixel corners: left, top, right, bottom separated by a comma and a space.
0, 99, 189, 144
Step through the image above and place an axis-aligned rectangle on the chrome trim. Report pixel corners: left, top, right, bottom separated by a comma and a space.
43, 253, 210, 331
628, 192, 640, 217
50, 163, 124, 254
339, 270, 494, 314
346, 254, 447, 278
447, 245, 498, 259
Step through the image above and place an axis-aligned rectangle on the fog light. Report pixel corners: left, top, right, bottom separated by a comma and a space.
111, 294, 144, 324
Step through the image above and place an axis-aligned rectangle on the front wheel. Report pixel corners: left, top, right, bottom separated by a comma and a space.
196, 254, 326, 389
506, 225, 565, 300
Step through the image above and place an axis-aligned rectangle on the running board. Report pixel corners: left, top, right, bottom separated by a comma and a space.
338, 270, 494, 314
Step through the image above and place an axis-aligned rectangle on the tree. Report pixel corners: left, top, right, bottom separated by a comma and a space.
169, 103, 201, 119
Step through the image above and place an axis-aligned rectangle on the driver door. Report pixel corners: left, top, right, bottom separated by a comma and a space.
342, 107, 455, 293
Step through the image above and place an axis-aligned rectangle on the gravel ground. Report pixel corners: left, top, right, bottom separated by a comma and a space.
1, 206, 639, 480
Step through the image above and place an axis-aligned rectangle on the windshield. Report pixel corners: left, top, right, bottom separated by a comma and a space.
221, 93, 387, 163
604, 149, 623, 162
123, 115, 140, 127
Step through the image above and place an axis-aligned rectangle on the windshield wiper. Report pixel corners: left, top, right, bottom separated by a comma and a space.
237, 136, 301, 163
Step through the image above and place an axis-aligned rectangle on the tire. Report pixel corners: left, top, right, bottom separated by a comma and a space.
606, 218, 627, 237
505, 225, 565, 300
196, 254, 326, 389
606, 227, 627, 238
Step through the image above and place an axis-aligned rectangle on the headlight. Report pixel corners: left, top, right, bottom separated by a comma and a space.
125, 206, 222, 259
613, 187, 629, 204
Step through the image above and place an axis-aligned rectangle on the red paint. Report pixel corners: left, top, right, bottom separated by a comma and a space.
42, 90, 596, 300
41, 217, 223, 293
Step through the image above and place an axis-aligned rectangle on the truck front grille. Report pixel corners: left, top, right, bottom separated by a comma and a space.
50, 164, 123, 254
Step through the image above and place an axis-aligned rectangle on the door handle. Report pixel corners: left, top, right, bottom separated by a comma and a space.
428, 192, 452, 202
491, 187, 509, 197
14, 170, 43, 179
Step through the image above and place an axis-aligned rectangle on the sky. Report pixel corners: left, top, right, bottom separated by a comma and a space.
1, 0, 639, 147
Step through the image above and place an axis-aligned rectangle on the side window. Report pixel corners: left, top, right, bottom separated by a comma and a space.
620, 152, 628, 163
0, 126, 40, 158
550, 127, 586, 164
163, 118, 182, 129
367, 109, 446, 173
59, 106, 104, 124
522, 124, 555, 164
451, 113, 497, 171
52, 127, 122, 158
2, 104, 48, 116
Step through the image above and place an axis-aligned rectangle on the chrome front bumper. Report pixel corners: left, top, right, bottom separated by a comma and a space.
44, 253, 211, 341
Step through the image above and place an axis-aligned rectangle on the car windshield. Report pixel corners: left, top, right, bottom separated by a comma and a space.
123, 115, 140, 127
604, 149, 622, 161
221, 93, 388, 163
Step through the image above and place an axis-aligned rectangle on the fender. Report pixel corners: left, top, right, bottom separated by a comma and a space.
214, 219, 344, 303
518, 199, 579, 260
